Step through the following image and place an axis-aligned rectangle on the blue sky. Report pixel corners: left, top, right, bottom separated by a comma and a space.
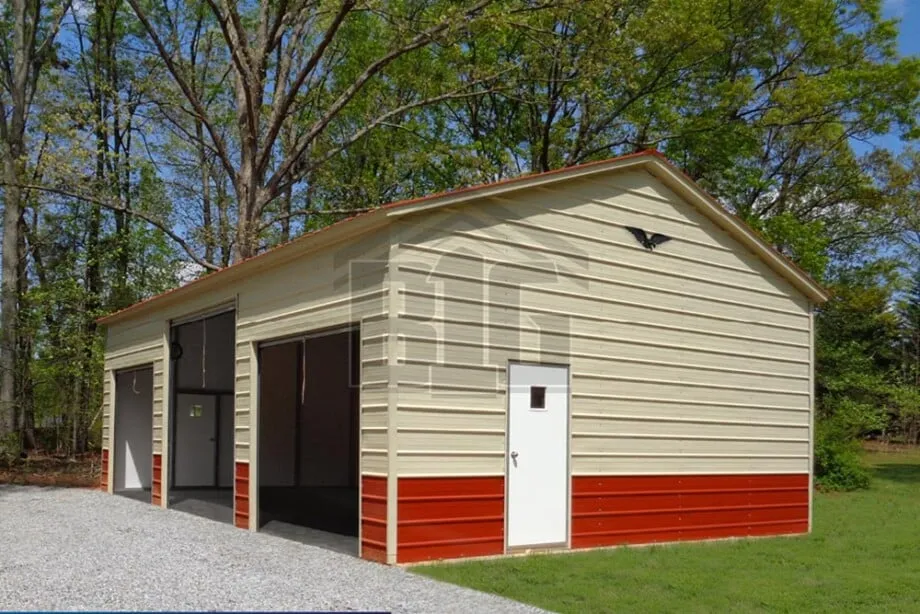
865, 0, 920, 153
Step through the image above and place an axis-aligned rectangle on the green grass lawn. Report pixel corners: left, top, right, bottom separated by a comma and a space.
415, 451, 920, 613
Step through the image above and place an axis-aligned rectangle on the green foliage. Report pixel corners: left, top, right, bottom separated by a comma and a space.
814, 416, 871, 491
746, 212, 830, 280
812, 262, 920, 489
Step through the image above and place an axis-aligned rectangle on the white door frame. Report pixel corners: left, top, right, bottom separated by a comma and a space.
504, 360, 572, 552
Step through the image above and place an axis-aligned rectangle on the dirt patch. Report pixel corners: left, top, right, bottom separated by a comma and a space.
0, 452, 101, 488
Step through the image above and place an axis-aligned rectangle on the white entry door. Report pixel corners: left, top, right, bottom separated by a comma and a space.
507, 363, 569, 548
174, 394, 217, 487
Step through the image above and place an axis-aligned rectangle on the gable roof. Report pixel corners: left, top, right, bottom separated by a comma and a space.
98, 150, 828, 326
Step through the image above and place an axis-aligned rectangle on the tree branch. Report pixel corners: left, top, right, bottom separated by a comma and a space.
274, 76, 505, 196
204, 0, 260, 144
4, 181, 220, 271
266, 0, 495, 197
258, 0, 358, 178
257, 206, 373, 232
125, 0, 237, 181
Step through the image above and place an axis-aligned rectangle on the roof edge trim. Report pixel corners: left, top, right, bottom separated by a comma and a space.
386, 156, 649, 218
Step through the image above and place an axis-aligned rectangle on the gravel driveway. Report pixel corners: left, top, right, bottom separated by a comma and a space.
0, 486, 544, 613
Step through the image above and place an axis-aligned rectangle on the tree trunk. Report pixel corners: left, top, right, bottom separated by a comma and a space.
16, 212, 35, 450
0, 0, 65, 454
0, 154, 23, 451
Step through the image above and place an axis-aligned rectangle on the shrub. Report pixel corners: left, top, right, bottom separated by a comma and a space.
814, 424, 870, 491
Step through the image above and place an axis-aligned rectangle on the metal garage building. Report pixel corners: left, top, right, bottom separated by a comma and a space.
98, 151, 828, 564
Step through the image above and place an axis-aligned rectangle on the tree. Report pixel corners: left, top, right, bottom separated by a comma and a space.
814, 262, 901, 488
123, 0, 517, 263
0, 0, 70, 453
442, 0, 918, 251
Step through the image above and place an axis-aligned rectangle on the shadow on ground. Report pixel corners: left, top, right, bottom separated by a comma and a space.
871, 462, 920, 484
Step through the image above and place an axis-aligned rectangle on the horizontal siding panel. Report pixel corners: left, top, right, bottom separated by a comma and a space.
399, 287, 807, 347
489, 209, 795, 298
398, 407, 505, 431
397, 388, 504, 410
397, 430, 504, 452
361, 388, 389, 407
361, 476, 387, 563
399, 304, 809, 356
238, 292, 384, 336
399, 237, 803, 315
106, 318, 162, 353
152, 357, 165, 456
397, 309, 808, 365
571, 397, 809, 426
572, 417, 807, 440
400, 333, 807, 379
573, 456, 809, 475
398, 334, 807, 385
234, 462, 250, 529
362, 407, 388, 429
240, 306, 377, 344
398, 454, 504, 476
571, 435, 808, 456
362, 365, 389, 384
571, 473, 808, 549
361, 453, 387, 475
572, 375, 807, 409
573, 489, 808, 513
362, 340, 388, 365
566, 358, 808, 389
363, 431, 388, 450
397, 261, 805, 331
401, 186, 806, 300
397, 476, 504, 563
393, 363, 503, 389
538, 176, 805, 294
151, 453, 163, 505
237, 256, 386, 315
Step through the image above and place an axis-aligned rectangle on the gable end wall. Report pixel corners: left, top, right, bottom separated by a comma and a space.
389, 169, 812, 562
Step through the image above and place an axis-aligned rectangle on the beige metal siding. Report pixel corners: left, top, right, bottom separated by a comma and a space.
391, 169, 811, 477
104, 319, 168, 454
103, 294, 235, 457
101, 370, 112, 452
235, 236, 389, 464
102, 230, 391, 473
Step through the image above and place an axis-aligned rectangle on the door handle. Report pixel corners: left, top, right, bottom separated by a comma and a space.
510, 450, 518, 467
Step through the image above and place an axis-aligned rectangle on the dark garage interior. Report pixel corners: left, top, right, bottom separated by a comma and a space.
258, 327, 360, 554
168, 310, 236, 523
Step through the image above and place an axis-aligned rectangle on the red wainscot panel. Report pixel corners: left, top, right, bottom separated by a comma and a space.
361, 476, 387, 563
151, 454, 163, 505
572, 474, 809, 549
397, 476, 505, 564
100, 449, 110, 491
234, 462, 250, 529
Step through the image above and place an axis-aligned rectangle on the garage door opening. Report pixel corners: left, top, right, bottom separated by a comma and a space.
258, 327, 360, 555
113, 366, 153, 502
168, 309, 236, 523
